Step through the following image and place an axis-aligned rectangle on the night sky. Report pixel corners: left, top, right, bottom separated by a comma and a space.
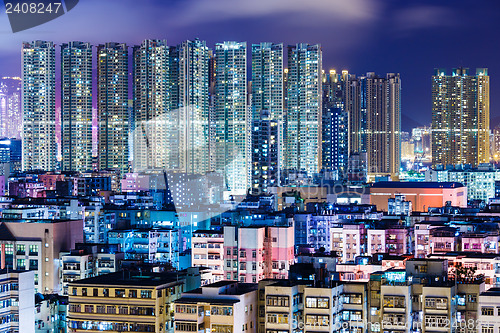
0, 0, 499, 131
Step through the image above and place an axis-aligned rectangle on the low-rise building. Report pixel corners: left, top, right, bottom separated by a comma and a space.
67, 271, 185, 332
108, 228, 181, 268
478, 288, 500, 333
0, 219, 83, 293
174, 281, 258, 333
370, 181, 467, 212
60, 250, 94, 295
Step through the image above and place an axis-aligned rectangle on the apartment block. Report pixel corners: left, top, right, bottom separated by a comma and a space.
174, 281, 257, 333
223, 225, 294, 283
68, 271, 185, 332
0, 270, 35, 333
192, 230, 224, 282
0, 219, 82, 293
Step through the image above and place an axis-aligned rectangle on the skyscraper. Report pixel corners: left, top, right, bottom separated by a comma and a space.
22, 41, 57, 171
0, 77, 21, 140
347, 73, 401, 180
132, 39, 175, 172
97, 42, 129, 173
431, 68, 490, 167
251, 43, 284, 184
61, 41, 93, 172
285, 44, 322, 177
251, 43, 284, 120
252, 110, 279, 193
214, 41, 249, 195
177, 39, 211, 174
322, 70, 350, 177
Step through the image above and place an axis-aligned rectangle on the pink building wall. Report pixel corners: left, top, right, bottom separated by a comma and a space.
39, 174, 65, 191
223, 225, 295, 283
121, 173, 150, 192
386, 228, 408, 255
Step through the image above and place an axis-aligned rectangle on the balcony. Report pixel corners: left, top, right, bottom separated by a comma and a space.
63, 263, 81, 271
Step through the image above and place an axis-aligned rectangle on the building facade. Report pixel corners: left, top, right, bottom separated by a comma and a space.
97, 42, 130, 173
133, 39, 176, 172
0, 77, 21, 140
322, 70, 350, 177
285, 44, 322, 177
22, 41, 57, 171
347, 72, 401, 181
432, 68, 490, 167
251, 110, 279, 193
61, 41, 93, 172
68, 271, 184, 332
177, 39, 211, 175
214, 41, 249, 195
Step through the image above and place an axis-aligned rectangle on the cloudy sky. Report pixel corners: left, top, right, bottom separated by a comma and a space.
0, 0, 499, 130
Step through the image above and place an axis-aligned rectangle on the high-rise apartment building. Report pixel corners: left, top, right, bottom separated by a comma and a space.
21, 41, 57, 171
0, 77, 21, 140
322, 70, 350, 177
177, 39, 211, 174
251, 110, 279, 192
412, 126, 432, 159
493, 125, 500, 161
61, 41, 93, 172
133, 40, 177, 172
97, 42, 129, 173
214, 41, 249, 195
251, 43, 284, 172
251, 43, 284, 121
432, 68, 490, 167
285, 44, 322, 177
347, 72, 401, 180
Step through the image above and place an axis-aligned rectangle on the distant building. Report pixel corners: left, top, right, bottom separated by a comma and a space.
22, 41, 57, 171
322, 70, 350, 178
214, 41, 249, 195
251, 110, 280, 192
176, 39, 211, 175
426, 165, 500, 202
252, 43, 284, 176
348, 73, 401, 181
388, 194, 412, 215
370, 181, 467, 212
0, 138, 21, 172
412, 126, 432, 161
97, 42, 130, 173
0, 77, 21, 140
61, 41, 93, 172
285, 44, 322, 177
432, 68, 490, 167
132, 39, 176, 172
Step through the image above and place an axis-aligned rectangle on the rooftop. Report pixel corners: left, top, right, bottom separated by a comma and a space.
371, 181, 465, 189
69, 271, 184, 287
480, 288, 500, 296
174, 297, 240, 305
